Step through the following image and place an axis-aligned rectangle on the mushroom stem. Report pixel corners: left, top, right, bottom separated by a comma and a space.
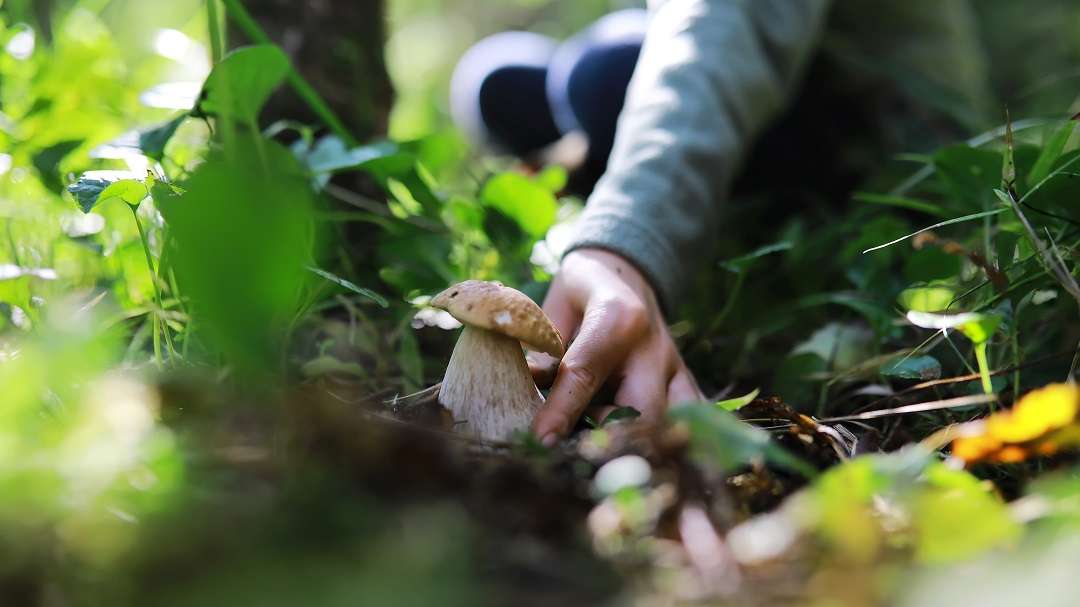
440, 324, 544, 441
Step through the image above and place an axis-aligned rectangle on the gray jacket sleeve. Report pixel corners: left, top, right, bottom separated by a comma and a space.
563, 0, 830, 311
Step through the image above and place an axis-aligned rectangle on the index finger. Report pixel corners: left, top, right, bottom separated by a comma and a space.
531, 304, 632, 443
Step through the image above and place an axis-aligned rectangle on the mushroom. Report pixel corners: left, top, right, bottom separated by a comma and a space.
430, 280, 564, 441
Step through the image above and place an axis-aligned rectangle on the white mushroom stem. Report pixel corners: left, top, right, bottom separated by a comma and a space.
440, 324, 543, 441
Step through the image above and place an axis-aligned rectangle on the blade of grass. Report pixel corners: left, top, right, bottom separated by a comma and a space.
852, 192, 948, 217
862, 208, 1007, 254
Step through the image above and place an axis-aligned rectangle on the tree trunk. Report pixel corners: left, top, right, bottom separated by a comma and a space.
232, 0, 394, 140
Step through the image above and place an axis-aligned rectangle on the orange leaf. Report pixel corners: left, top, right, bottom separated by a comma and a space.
951, 383, 1080, 464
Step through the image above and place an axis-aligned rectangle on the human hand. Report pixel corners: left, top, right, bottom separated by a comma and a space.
529, 248, 704, 445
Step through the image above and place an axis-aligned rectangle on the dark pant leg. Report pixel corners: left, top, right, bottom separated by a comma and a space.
450, 32, 562, 157
547, 9, 649, 184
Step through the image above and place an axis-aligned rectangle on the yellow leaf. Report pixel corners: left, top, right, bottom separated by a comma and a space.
951, 383, 1080, 464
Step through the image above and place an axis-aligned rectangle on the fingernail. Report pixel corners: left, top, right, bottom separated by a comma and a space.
540, 433, 558, 448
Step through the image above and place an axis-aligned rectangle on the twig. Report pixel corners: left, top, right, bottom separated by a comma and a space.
818, 393, 998, 423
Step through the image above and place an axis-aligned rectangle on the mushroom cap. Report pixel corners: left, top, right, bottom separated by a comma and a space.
431, 280, 565, 357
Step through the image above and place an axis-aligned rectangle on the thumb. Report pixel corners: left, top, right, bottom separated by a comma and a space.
527, 351, 560, 388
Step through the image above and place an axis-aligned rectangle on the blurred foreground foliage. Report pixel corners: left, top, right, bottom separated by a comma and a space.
1, 1, 1080, 605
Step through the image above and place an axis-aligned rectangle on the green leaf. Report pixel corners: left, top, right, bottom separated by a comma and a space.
716, 387, 760, 411
67, 172, 146, 213
933, 145, 1004, 209
480, 172, 558, 238
994, 230, 1021, 268
197, 45, 290, 122
903, 248, 962, 283
957, 314, 1002, 344
31, 139, 82, 192
303, 135, 407, 176
156, 135, 314, 374
1028, 122, 1075, 187
669, 402, 816, 478
898, 286, 956, 312
534, 165, 568, 193
603, 407, 642, 424
138, 113, 187, 160
306, 266, 388, 307
906, 310, 1001, 344
912, 464, 1020, 563
881, 355, 941, 381
720, 241, 792, 273
852, 192, 947, 217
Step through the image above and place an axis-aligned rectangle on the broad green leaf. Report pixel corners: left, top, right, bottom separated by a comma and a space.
898, 286, 955, 312
717, 387, 760, 411
903, 248, 961, 283
535, 165, 568, 193
156, 135, 314, 374
306, 266, 388, 307
720, 241, 792, 273
791, 322, 873, 371
303, 135, 407, 176
794, 292, 895, 336
67, 172, 146, 213
912, 464, 1020, 563
31, 139, 82, 192
881, 355, 941, 381
97, 179, 148, 207
1019, 150, 1080, 222
197, 45, 290, 123
670, 402, 816, 478
480, 172, 557, 238
933, 145, 1004, 209
138, 113, 187, 160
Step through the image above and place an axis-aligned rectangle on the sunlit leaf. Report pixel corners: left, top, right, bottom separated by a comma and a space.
906, 310, 1001, 344
67, 173, 147, 213
717, 387, 760, 411
156, 135, 314, 374
898, 286, 956, 312
952, 383, 1080, 464
197, 45, 290, 123
480, 172, 557, 238
911, 464, 1020, 563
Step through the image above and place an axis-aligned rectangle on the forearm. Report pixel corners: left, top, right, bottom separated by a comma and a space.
564, 0, 830, 311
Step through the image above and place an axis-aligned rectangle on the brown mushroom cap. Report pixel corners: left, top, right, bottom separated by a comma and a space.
431, 280, 565, 358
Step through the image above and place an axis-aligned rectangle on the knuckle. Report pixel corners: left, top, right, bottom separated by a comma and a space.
603, 297, 649, 339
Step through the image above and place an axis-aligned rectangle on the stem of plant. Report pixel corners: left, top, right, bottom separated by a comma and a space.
974, 341, 993, 397
131, 205, 175, 367
220, 0, 358, 146
206, 0, 226, 64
